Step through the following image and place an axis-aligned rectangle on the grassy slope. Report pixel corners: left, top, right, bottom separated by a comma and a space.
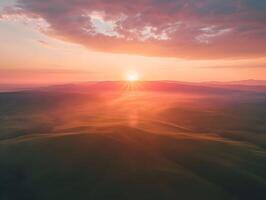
0, 82, 266, 200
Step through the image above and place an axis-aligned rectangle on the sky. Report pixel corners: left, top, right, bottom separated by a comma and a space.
0, 0, 266, 84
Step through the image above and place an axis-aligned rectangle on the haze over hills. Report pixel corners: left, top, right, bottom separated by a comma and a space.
1, 0, 266, 199
0, 81, 266, 200
2, 79, 266, 92
204, 79, 266, 86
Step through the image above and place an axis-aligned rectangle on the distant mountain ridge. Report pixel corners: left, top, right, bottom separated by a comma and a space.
202, 79, 266, 86
1, 80, 266, 93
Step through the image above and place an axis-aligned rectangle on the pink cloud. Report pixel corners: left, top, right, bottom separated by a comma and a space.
2, 0, 266, 59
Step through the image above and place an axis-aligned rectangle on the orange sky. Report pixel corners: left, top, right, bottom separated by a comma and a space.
0, 0, 266, 84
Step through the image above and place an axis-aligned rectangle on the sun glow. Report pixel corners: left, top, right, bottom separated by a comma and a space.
126, 71, 139, 82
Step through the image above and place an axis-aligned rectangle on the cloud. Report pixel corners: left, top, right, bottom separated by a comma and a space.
0, 68, 95, 84
202, 63, 266, 69
1, 0, 266, 59
195, 26, 232, 44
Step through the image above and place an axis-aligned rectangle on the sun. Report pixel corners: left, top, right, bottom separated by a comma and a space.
126, 71, 139, 82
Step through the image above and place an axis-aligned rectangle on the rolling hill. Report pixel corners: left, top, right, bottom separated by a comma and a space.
0, 81, 266, 200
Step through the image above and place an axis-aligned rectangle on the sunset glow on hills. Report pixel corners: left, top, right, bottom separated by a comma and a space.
1, 1, 266, 200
